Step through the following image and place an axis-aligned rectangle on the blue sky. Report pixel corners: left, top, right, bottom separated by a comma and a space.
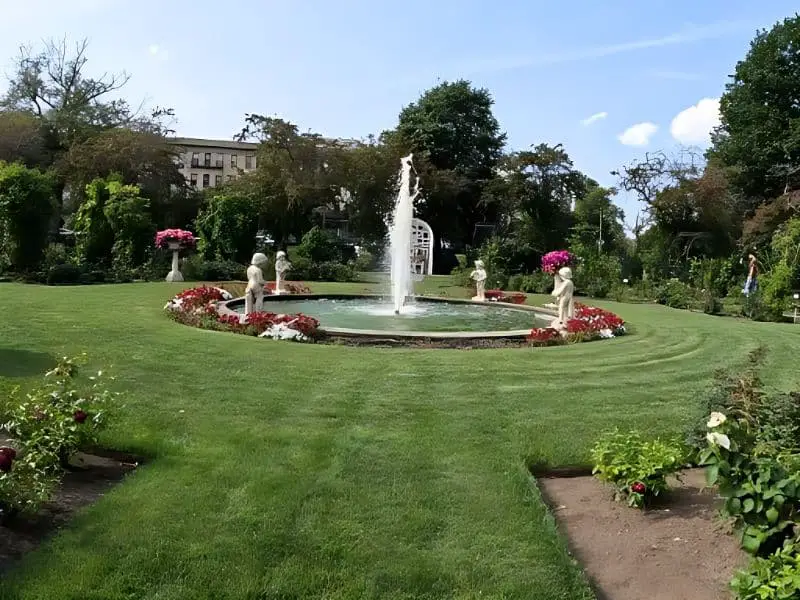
1, 0, 798, 226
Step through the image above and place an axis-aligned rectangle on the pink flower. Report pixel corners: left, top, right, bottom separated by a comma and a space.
155, 229, 196, 249
541, 250, 575, 274
631, 482, 646, 494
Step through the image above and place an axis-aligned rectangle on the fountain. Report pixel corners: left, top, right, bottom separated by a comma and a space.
388, 154, 419, 314
218, 154, 557, 343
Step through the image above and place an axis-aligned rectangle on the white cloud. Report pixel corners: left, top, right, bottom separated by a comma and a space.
581, 111, 608, 126
618, 122, 659, 146
670, 98, 721, 145
147, 44, 169, 61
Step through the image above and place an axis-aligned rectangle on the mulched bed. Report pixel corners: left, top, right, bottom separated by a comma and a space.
0, 450, 138, 573
537, 469, 747, 600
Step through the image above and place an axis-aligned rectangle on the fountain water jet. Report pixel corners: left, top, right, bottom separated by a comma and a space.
388, 154, 420, 314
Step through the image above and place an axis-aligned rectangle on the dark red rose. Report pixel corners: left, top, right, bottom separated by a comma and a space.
631, 482, 646, 494
73, 410, 88, 424
0, 453, 12, 472
0, 447, 17, 460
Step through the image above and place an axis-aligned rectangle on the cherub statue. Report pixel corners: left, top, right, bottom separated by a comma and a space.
550, 266, 575, 329
470, 259, 487, 302
245, 253, 268, 315
274, 250, 292, 295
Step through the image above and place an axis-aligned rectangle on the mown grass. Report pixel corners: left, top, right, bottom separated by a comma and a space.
0, 277, 798, 599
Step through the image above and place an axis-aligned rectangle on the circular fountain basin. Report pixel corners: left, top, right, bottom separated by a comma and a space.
220, 294, 555, 341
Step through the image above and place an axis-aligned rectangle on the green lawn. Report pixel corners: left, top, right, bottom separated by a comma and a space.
0, 278, 798, 599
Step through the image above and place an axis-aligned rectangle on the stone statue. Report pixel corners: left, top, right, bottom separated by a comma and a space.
245, 253, 269, 315
470, 259, 487, 302
550, 266, 575, 329
274, 251, 292, 295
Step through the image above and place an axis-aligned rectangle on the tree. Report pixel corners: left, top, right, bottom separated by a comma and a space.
103, 180, 155, 269
1, 38, 134, 152
489, 144, 587, 271
194, 192, 260, 264
234, 115, 341, 244
0, 161, 55, 271
0, 111, 52, 167
570, 183, 626, 256
710, 14, 800, 202
392, 80, 506, 248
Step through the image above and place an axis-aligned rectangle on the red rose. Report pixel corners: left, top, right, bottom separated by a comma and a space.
73, 410, 88, 424
0, 447, 17, 460
631, 482, 646, 494
0, 453, 12, 472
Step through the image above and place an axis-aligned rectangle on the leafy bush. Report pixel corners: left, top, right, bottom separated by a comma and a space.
591, 429, 688, 508
352, 249, 377, 272
289, 256, 356, 282
689, 257, 738, 298
194, 192, 260, 264
507, 271, 552, 293
655, 279, 696, 309
45, 263, 88, 285
574, 252, 622, 298
730, 542, 800, 599
0, 161, 56, 272
702, 289, 723, 315
183, 255, 246, 281
296, 226, 339, 263
2, 356, 120, 469
0, 445, 58, 521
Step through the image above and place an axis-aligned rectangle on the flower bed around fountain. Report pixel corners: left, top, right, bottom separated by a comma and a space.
163, 286, 627, 348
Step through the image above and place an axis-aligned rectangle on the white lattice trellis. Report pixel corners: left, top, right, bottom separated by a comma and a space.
410, 218, 434, 280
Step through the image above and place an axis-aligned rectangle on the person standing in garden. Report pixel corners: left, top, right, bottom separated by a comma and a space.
742, 253, 758, 296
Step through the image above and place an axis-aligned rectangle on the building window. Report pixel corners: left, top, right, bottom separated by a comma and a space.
190, 173, 198, 187
191, 153, 199, 168
214, 175, 222, 187
230, 154, 237, 168
245, 154, 253, 169
202, 174, 210, 188
204, 153, 211, 168
227, 175, 235, 182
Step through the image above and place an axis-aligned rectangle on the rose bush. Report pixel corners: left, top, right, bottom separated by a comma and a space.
2, 356, 120, 470
0, 444, 59, 522
591, 429, 689, 508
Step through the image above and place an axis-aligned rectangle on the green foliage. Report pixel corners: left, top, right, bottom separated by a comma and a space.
0, 445, 59, 519
730, 542, 800, 600
2, 356, 120, 470
712, 14, 800, 200
507, 271, 553, 293
352, 249, 377, 273
74, 177, 116, 265
689, 257, 738, 298
0, 161, 56, 271
288, 256, 356, 282
182, 256, 246, 282
655, 279, 696, 309
195, 192, 260, 264
574, 252, 621, 298
103, 180, 154, 270
296, 226, 339, 263
591, 429, 688, 508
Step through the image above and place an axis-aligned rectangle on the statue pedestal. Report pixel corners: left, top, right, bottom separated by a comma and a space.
165, 243, 183, 282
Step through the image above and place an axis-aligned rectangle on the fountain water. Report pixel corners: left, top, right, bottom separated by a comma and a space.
387, 154, 419, 314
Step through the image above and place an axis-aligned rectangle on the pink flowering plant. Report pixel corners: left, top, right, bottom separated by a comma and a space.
155, 228, 196, 249
541, 250, 575, 274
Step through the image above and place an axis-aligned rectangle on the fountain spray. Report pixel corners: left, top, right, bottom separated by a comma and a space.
388, 154, 419, 315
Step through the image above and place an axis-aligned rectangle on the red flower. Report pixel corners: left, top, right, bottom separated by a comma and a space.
73, 409, 88, 424
0, 452, 12, 472
631, 482, 646, 494
527, 327, 561, 343
0, 447, 17, 460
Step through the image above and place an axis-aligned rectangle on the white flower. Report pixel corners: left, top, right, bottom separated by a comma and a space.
707, 412, 727, 428
706, 431, 731, 450
599, 328, 614, 339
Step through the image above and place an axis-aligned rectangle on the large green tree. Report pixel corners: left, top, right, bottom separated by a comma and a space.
392, 80, 506, 247
710, 15, 800, 202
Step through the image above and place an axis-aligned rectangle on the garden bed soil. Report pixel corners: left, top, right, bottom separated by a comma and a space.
538, 469, 747, 600
0, 451, 137, 573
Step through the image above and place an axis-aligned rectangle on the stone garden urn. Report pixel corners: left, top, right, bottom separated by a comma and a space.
155, 229, 196, 282
165, 242, 184, 282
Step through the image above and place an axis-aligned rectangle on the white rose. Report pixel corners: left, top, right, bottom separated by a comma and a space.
706, 431, 731, 450
707, 412, 727, 428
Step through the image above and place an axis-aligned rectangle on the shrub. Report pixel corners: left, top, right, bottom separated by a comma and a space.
507, 272, 552, 293
45, 263, 87, 285
2, 356, 120, 469
655, 279, 696, 309
183, 255, 246, 281
574, 252, 622, 298
591, 429, 688, 508
352, 249, 377, 272
194, 193, 259, 264
289, 256, 356, 282
0, 161, 56, 272
0, 445, 58, 521
730, 542, 800, 599
296, 226, 339, 263
702, 290, 723, 315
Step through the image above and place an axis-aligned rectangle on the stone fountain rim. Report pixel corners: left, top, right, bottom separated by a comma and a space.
218, 293, 557, 340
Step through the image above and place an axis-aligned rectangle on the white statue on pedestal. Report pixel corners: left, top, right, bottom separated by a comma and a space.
470, 260, 487, 302
245, 253, 268, 315
274, 251, 292, 295
550, 266, 575, 330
